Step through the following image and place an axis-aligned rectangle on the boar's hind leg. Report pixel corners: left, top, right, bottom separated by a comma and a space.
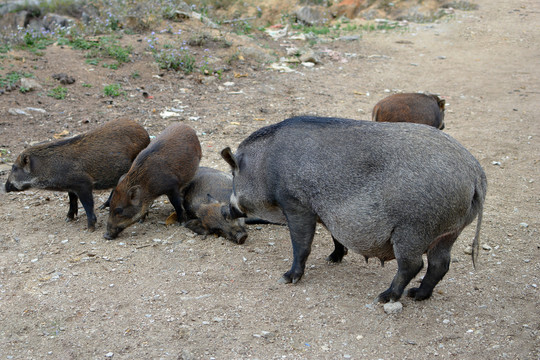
66, 192, 79, 221
377, 229, 425, 303
278, 206, 317, 284
167, 188, 187, 224
326, 237, 348, 263
76, 188, 97, 232
407, 232, 458, 301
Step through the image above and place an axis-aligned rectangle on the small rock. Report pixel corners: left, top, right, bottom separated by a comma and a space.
464, 246, 473, 255
8, 108, 29, 116
105, 352, 114, 358
338, 35, 360, 41
20, 78, 43, 91
384, 301, 403, 314
482, 244, 492, 251
299, 50, 321, 64
519, 222, 528, 228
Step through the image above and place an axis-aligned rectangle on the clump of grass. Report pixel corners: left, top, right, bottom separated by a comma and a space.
103, 83, 124, 97
48, 86, 68, 99
0, 71, 33, 89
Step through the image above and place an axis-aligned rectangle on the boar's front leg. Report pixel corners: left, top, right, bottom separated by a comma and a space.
278, 204, 317, 284
66, 191, 79, 221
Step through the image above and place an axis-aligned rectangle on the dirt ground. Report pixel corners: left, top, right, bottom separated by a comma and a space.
0, 0, 539, 358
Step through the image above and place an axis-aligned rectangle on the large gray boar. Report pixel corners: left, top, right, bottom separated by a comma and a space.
221, 116, 486, 303
5, 118, 150, 231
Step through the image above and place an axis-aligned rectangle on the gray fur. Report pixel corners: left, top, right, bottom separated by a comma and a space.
221, 116, 486, 302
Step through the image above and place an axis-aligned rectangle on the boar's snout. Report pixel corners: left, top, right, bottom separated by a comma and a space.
5, 181, 18, 193
103, 226, 123, 240
235, 231, 248, 245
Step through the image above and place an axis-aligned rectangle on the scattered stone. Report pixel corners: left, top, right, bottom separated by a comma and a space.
8, 108, 30, 116
295, 6, 330, 26
464, 246, 473, 255
299, 50, 321, 64
482, 244, 492, 251
265, 25, 288, 40
338, 35, 361, 41
105, 352, 114, 358
384, 301, 403, 314
20, 78, 42, 91
519, 222, 528, 228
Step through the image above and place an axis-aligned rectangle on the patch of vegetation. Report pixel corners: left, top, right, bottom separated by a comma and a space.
48, 86, 68, 99
17, 30, 56, 54
0, 44, 10, 54
154, 48, 196, 73
131, 71, 140, 79
103, 83, 124, 97
443, 1, 479, 11
0, 71, 33, 88
0, 148, 11, 163
85, 58, 100, 65
82, 83, 92, 88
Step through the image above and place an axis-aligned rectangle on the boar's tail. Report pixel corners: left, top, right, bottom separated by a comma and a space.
471, 174, 487, 269
471, 207, 482, 269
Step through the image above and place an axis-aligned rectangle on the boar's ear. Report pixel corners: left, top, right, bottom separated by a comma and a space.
116, 173, 128, 185
127, 185, 142, 206
221, 147, 238, 171
206, 194, 219, 204
22, 155, 32, 172
432, 95, 445, 110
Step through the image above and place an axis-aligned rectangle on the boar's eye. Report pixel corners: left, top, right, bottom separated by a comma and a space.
113, 207, 123, 216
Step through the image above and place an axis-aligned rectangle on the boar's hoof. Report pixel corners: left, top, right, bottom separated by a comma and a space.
278, 271, 302, 284
87, 225, 96, 233
406, 287, 433, 301
326, 251, 346, 263
376, 289, 401, 304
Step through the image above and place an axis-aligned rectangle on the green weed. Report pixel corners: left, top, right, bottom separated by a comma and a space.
48, 86, 68, 99
0, 71, 33, 88
103, 83, 124, 97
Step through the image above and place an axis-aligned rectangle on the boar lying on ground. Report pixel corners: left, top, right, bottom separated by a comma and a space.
222, 116, 486, 302
181, 167, 248, 244
5, 118, 150, 231
372, 93, 446, 129
104, 123, 201, 240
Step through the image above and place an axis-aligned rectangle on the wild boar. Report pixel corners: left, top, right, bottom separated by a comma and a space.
4, 118, 150, 231
372, 93, 446, 129
181, 167, 248, 244
104, 123, 202, 240
221, 116, 486, 303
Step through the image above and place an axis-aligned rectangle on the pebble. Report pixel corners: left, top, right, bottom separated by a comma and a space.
519, 222, 528, 228
105, 352, 114, 358
384, 301, 403, 314
464, 246, 473, 255
482, 244, 492, 251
